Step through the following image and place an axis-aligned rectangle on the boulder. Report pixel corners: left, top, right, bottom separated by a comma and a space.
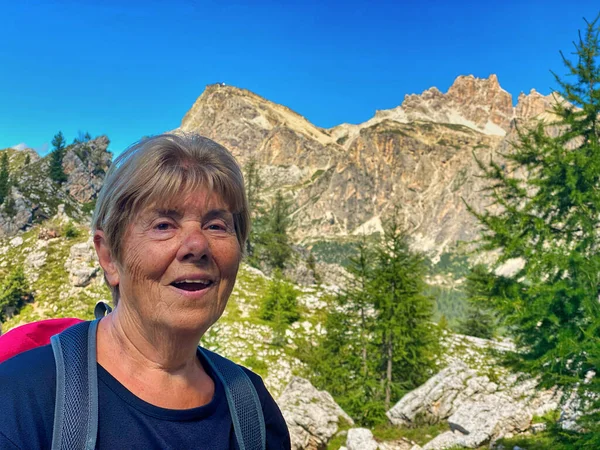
447, 396, 530, 447
346, 428, 377, 450
387, 358, 561, 448
387, 360, 479, 426
422, 431, 465, 450
64, 238, 100, 287
278, 377, 354, 450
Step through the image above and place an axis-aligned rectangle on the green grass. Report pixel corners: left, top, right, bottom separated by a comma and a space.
496, 432, 567, 449
372, 422, 450, 446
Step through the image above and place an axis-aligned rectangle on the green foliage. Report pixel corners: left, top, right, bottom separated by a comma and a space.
82, 199, 96, 215
244, 157, 265, 257
72, 130, 92, 145
63, 222, 80, 239
457, 265, 498, 339
243, 355, 268, 377
250, 190, 293, 270
305, 215, 440, 426
260, 270, 300, 345
467, 17, 600, 435
3, 194, 17, 217
49, 131, 68, 184
428, 285, 468, 330
309, 239, 364, 267
0, 265, 31, 321
24, 154, 31, 165
428, 250, 470, 279
371, 422, 450, 446
0, 153, 10, 205
306, 251, 321, 284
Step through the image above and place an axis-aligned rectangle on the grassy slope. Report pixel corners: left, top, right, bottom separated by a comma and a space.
1, 219, 332, 397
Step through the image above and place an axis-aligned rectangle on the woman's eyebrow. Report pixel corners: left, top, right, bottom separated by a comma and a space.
154, 208, 183, 219
205, 209, 234, 221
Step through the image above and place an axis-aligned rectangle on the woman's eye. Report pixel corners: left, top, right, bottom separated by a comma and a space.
207, 222, 227, 231
154, 222, 174, 231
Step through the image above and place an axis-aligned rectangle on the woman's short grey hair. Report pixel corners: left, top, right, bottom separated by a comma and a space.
92, 133, 249, 303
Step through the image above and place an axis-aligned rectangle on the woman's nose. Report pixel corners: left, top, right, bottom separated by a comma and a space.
176, 226, 210, 262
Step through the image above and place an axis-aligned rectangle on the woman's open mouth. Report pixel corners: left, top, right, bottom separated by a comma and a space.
170, 280, 214, 292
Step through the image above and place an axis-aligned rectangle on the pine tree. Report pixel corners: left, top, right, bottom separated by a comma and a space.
468, 17, 600, 437
371, 215, 439, 410
0, 153, 9, 205
458, 264, 497, 339
0, 265, 31, 321
305, 239, 383, 425
244, 157, 265, 257
260, 270, 300, 345
49, 131, 68, 184
306, 216, 439, 425
261, 190, 292, 270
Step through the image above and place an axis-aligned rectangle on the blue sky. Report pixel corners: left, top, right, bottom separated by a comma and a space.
1, 0, 599, 155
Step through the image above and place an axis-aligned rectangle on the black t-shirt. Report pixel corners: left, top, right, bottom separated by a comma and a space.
0, 344, 290, 449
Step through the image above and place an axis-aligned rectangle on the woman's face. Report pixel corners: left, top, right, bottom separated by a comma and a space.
108, 189, 241, 335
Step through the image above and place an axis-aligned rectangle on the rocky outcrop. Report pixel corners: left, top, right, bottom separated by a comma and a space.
387, 360, 560, 448
63, 136, 112, 203
64, 238, 100, 287
0, 137, 111, 238
278, 376, 354, 450
176, 76, 562, 253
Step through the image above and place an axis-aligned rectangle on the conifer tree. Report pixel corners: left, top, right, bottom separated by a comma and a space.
49, 131, 68, 184
261, 190, 292, 270
468, 17, 600, 438
371, 215, 439, 410
306, 215, 439, 425
0, 265, 31, 321
0, 153, 9, 205
458, 264, 497, 339
260, 270, 300, 345
244, 157, 264, 257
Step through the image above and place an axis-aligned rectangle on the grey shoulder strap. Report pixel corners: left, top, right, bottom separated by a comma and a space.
50, 319, 99, 450
49, 320, 264, 450
199, 347, 266, 450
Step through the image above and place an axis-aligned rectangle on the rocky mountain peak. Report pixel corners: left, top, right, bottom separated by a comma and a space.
400, 74, 513, 136
179, 83, 334, 163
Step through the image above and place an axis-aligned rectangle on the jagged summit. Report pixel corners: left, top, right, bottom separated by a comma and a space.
330, 75, 558, 148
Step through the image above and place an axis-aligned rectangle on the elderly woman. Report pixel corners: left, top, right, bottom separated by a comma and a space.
0, 134, 290, 449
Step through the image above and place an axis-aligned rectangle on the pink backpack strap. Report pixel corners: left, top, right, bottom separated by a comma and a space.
0, 318, 83, 363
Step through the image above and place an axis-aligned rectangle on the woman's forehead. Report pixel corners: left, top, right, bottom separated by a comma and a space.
139, 188, 233, 215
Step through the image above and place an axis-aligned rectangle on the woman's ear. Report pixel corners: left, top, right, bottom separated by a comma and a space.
93, 230, 120, 287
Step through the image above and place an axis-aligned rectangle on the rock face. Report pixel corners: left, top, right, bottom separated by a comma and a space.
0, 137, 111, 238
278, 376, 354, 450
63, 136, 112, 203
177, 77, 559, 253
387, 360, 560, 448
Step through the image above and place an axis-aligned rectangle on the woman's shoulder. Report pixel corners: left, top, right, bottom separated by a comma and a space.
0, 343, 56, 382
0, 345, 56, 448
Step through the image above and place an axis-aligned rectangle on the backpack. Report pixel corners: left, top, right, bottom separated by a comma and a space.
0, 303, 266, 450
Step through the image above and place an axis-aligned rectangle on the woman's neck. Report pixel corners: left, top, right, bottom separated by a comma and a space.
95, 306, 214, 409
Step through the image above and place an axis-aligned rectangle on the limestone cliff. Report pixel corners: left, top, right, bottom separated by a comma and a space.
177, 76, 558, 252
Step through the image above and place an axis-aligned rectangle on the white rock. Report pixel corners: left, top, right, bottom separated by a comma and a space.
64, 239, 100, 287
9, 236, 23, 247
278, 377, 354, 450
422, 431, 463, 450
346, 428, 377, 450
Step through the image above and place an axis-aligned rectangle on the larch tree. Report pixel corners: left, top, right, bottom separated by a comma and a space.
468, 17, 600, 440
